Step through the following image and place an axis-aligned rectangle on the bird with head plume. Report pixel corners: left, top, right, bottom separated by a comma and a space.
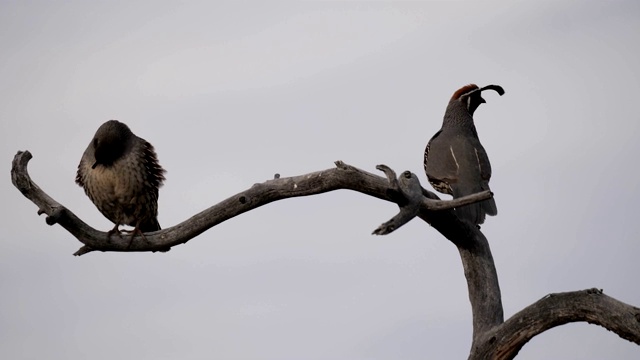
424, 84, 504, 226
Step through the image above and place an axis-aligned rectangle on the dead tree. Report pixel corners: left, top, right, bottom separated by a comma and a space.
11, 150, 640, 359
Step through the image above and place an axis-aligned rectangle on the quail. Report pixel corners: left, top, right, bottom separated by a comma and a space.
76, 120, 166, 240
424, 84, 504, 225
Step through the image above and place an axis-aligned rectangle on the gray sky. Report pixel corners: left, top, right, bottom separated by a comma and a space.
2, 1, 639, 359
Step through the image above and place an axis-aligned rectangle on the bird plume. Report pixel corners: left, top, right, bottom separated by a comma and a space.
479, 84, 505, 96
450, 84, 505, 102
450, 84, 480, 101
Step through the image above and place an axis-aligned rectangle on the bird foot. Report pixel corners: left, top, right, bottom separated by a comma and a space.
111, 225, 168, 252
120, 227, 147, 250
106, 225, 124, 243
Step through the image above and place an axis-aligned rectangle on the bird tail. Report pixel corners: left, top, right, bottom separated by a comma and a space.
139, 217, 161, 233
454, 202, 485, 225
483, 197, 497, 217
452, 187, 497, 225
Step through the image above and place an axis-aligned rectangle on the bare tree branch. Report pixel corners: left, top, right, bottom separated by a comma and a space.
372, 167, 423, 235
461, 228, 505, 340
471, 288, 640, 359
12, 150, 640, 358
11, 151, 490, 255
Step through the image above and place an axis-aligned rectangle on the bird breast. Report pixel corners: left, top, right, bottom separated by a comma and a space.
90, 161, 141, 202
80, 152, 155, 226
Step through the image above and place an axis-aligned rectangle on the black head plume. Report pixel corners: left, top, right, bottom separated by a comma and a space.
479, 84, 505, 96
451, 84, 505, 116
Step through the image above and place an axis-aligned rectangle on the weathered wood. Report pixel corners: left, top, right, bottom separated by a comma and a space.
11, 150, 640, 358
471, 289, 640, 359
11, 152, 491, 254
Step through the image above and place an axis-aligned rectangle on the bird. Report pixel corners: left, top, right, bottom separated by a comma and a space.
423, 84, 504, 225
76, 120, 166, 241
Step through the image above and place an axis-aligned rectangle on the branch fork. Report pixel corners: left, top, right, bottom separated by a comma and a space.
11, 150, 640, 358
11, 151, 491, 256
372, 164, 493, 235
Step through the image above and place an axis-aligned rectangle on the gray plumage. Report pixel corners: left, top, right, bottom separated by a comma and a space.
76, 120, 166, 234
424, 84, 504, 225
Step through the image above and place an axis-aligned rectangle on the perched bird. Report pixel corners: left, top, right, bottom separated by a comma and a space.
424, 84, 504, 225
76, 120, 166, 239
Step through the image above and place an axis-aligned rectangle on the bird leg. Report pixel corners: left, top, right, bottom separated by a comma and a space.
106, 224, 124, 243
121, 223, 148, 250
105, 223, 142, 249
122, 227, 144, 250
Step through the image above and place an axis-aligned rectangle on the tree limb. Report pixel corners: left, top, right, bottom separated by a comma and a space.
471, 288, 640, 359
372, 167, 423, 235
11, 151, 491, 255
12, 150, 639, 358
461, 228, 504, 339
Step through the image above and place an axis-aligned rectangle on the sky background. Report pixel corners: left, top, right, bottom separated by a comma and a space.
2, 1, 640, 359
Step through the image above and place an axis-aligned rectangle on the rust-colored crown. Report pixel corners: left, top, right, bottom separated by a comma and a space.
450, 84, 479, 101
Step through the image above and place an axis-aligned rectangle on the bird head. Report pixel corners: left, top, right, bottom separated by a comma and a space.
91, 120, 134, 169
450, 84, 505, 116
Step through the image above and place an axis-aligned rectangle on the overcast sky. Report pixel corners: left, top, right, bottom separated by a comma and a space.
2, 1, 639, 359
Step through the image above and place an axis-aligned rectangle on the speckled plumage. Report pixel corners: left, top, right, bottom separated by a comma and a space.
76, 120, 166, 233
424, 84, 504, 225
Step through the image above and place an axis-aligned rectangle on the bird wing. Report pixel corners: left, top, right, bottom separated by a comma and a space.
449, 135, 497, 218
468, 138, 497, 216
424, 130, 461, 187
472, 140, 492, 182
75, 144, 94, 189
138, 138, 166, 191
448, 135, 485, 192
75, 161, 85, 187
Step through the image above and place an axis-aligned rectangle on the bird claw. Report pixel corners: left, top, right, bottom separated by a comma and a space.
121, 227, 148, 250
106, 224, 164, 251
106, 226, 124, 243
